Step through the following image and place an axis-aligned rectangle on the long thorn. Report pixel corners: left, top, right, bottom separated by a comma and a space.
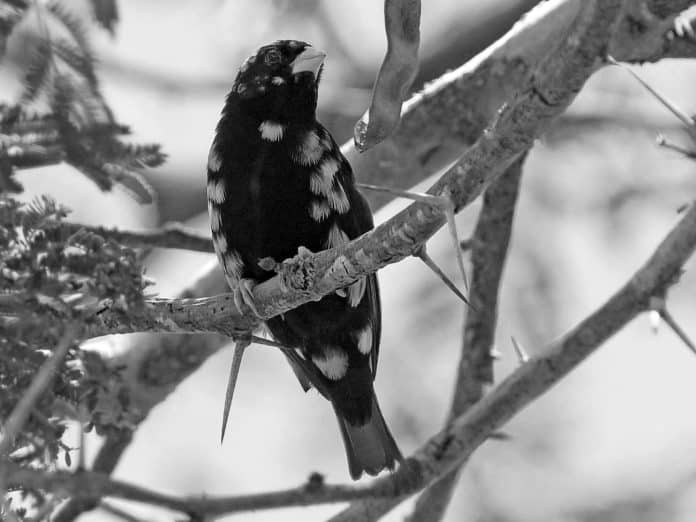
415, 246, 471, 306
357, 182, 469, 290
441, 190, 469, 291
608, 56, 696, 136
356, 183, 446, 206
511, 336, 530, 364
656, 134, 696, 159
220, 339, 250, 443
659, 307, 696, 356
248, 335, 293, 352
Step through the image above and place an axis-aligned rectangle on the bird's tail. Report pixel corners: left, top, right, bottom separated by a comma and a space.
334, 394, 402, 480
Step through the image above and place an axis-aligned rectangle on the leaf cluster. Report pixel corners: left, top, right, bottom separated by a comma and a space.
0, 195, 147, 479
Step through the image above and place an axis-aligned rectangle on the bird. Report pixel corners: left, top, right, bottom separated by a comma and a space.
206, 40, 402, 480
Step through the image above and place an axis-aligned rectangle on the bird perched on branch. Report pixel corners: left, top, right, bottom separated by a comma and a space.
206, 40, 402, 479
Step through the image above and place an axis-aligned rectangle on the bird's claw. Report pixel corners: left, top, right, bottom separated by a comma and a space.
233, 278, 261, 318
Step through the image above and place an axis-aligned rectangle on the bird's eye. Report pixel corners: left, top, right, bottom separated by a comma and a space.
264, 50, 282, 67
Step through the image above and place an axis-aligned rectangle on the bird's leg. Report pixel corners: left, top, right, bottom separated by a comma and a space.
233, 278, 261, 318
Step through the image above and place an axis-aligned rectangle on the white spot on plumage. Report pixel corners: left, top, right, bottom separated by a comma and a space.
327, 181, 350, 214
224, 250, 244, 281
348, 276, 366, 307
208, 202, 222, 232
259, 121, 285, 141
213, 232, 227, 255
310, 200, 331, 222
310, 157, 339, 195
325, 223, 349, 248
207, 179, 225, 203
207, 144, 221, 172
271, 76, 286, 85
357, 325, 372, 354
312, 348, 349, 380
294, 131, 324, 166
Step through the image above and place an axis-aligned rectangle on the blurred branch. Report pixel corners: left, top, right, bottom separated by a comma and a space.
329, 207, 696, 522
11, 198, 696, 519
52, 0, 696, 519
56, 221, 214, 252
406, 155, 525, 522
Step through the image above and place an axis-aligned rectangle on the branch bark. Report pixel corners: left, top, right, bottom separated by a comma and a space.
406, 155, 525, 522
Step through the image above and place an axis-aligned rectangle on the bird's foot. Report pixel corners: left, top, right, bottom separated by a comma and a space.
233, 278, 261, 318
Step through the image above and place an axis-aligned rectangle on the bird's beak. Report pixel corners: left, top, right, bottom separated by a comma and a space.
291, 46, 326, 77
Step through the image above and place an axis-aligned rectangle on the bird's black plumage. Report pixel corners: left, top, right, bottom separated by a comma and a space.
207, 40, 401, 479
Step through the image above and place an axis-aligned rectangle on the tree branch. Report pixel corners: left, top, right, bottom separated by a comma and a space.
54, 221, 214, 253
11, 200, 696, 519
406, 155, 525, 522
328, 205, 696, 521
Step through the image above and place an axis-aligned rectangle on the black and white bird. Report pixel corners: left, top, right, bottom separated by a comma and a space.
206, 40, 402, 479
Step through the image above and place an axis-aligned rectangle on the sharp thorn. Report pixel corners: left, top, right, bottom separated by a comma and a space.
441, 190, 469, 291
656, 134, 696, 159
356, 183, 448, 208
220, 339, 250, 443
511, 336, 530, 364
659, 307, 696, 356
249, 335, 293, 352
609, 56, 696, 136
415, 246, 471, 306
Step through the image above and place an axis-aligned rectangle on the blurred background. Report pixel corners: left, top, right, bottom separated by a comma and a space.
6, 0, 696, 520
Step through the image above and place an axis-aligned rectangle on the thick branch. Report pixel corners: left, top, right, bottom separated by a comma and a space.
407, 155, 525, 522
329, 203, 696, 521
12, 201, 696, 519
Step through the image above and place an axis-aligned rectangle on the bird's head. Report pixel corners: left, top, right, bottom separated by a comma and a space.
228, 40, 326, 125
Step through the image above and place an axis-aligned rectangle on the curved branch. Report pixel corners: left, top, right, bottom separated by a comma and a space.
407, 154, 525, 522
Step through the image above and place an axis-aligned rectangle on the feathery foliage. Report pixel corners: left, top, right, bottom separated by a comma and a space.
0, 0, 165, 203
0, 195, 148, 516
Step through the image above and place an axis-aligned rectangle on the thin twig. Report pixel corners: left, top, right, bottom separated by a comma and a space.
0, 325, 78, 456
54, 221, 214, 253
0, 324, 78, 499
